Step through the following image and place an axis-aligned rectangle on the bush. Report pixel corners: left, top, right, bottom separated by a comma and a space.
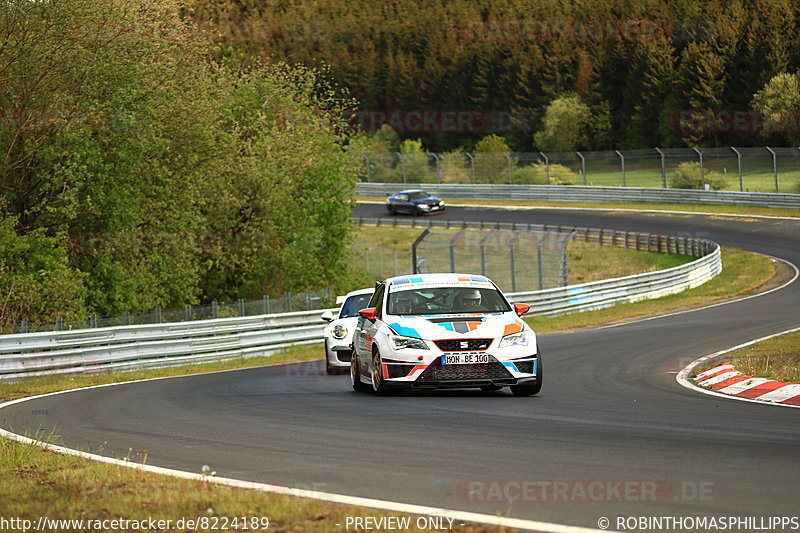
0, 214, 87, 332
513, 162, 575, 185
669, 162, 729, 190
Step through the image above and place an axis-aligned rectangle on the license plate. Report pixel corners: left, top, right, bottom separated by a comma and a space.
442, 353, 491, 365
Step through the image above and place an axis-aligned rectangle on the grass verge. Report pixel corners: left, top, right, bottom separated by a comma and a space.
525, 247, 776, 333
0, 247, 782, 531
693, 330, 800, 383
357, 197, 800, 219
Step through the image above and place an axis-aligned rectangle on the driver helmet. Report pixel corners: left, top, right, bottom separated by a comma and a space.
462, 289, 482, 308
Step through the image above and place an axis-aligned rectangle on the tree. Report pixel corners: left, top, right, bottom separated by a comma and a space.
751, 72, 800, 145
533, 94, 592, 152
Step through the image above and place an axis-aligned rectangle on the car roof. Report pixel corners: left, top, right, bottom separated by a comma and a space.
395, 189, 427, 194
335, 287, 375, 305
383, 273, 495, 290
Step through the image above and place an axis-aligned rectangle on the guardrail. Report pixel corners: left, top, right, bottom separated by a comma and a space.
356, 182, 800, 209
0, 222, 721, 380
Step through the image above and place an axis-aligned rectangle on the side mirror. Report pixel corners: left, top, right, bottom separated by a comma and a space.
320, 310, 334, 322
513, 303, 531, 316
358, 307, 377, 321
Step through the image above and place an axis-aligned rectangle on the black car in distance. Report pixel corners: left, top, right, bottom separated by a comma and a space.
386, 189, 445, 216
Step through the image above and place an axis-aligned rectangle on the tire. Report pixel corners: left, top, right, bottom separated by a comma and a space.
510, 357, 542, 396
371, 349, 391, 395
387, 206, 396, 215
351, 353, 370, 392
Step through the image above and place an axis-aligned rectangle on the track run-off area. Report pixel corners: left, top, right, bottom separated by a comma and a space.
2, 203, 799, 532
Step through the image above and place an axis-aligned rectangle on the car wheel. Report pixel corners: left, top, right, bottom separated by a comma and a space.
510, 357, 542, 396
387, 206, 396, 215
371, 349, 391, 395
351, 353, 369, 392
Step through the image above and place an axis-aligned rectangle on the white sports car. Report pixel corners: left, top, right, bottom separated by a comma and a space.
351, 273, 541, 395
321, 288, 375, 374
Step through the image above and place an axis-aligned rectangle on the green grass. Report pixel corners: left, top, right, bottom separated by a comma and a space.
353, 224, 694, 290
693, 330, 800, 383
525, 247, 775, 333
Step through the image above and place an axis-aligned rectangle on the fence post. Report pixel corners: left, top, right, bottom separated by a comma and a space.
479, 230, 495, 277
124, 311, 131, 325
363, 153, 371, 182
766, 147, 778, 192
305, 290, 312, 311
731, 147, 743, 191
693, 147, 705, 189
655, 147, 666, 188
263, 295, 270, 315
504, 152, 513, 184
411, 229, 430, 275
238, 298, 246, 316
155, 307, 162, 323
540, 152, 551, 185
393, 248, 398, 276
615, 150, 626, 187
576, 151, 586, 185
89, 313, 97, 328
466, 152, 476, 183
432, 152, 442, 183
20, 320, 28, 333
56, 316, 63, 331
185, 304, 192, 321
397, 152, 406, 183
285, 293, 292, 312
212, 301, 218, 319
537, 239, 544, 290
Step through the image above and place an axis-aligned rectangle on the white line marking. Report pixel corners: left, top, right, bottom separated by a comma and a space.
697, 371, 741, 387
757, 384, 800, 403
695, 363, 735, 380
0, 379, 615, 533
718, 378, 771, 395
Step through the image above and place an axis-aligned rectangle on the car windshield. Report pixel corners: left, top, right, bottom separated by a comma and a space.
407, 191, 430, 201
339, 294, 373, 318
387, 287, 510, 315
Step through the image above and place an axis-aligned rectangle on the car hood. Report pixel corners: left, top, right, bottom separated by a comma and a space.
385, 312, 525, 340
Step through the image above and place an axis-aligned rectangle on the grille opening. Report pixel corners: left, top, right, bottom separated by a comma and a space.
434, 338, 493, 352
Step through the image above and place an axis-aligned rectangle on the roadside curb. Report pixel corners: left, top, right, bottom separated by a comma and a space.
692, 363, 800, 406
676, 326, 800, 410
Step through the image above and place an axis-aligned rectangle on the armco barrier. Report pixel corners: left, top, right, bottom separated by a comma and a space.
356, 183, 800, 209
0, 224, 721, 380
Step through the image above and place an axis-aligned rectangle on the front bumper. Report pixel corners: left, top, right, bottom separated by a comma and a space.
380, 353, 538, 390
325, 339, 353, 367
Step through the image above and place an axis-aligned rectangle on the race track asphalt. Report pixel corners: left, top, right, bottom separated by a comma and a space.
2, 204, 799, 530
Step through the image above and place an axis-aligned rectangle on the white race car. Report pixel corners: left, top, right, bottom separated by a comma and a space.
321, 288, 375, 374
351, 273, 541, 395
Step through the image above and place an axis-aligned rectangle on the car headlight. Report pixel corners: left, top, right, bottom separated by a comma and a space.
389, 335, 429, 350
498, 330, 529, 348
331, 324, 348, 340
